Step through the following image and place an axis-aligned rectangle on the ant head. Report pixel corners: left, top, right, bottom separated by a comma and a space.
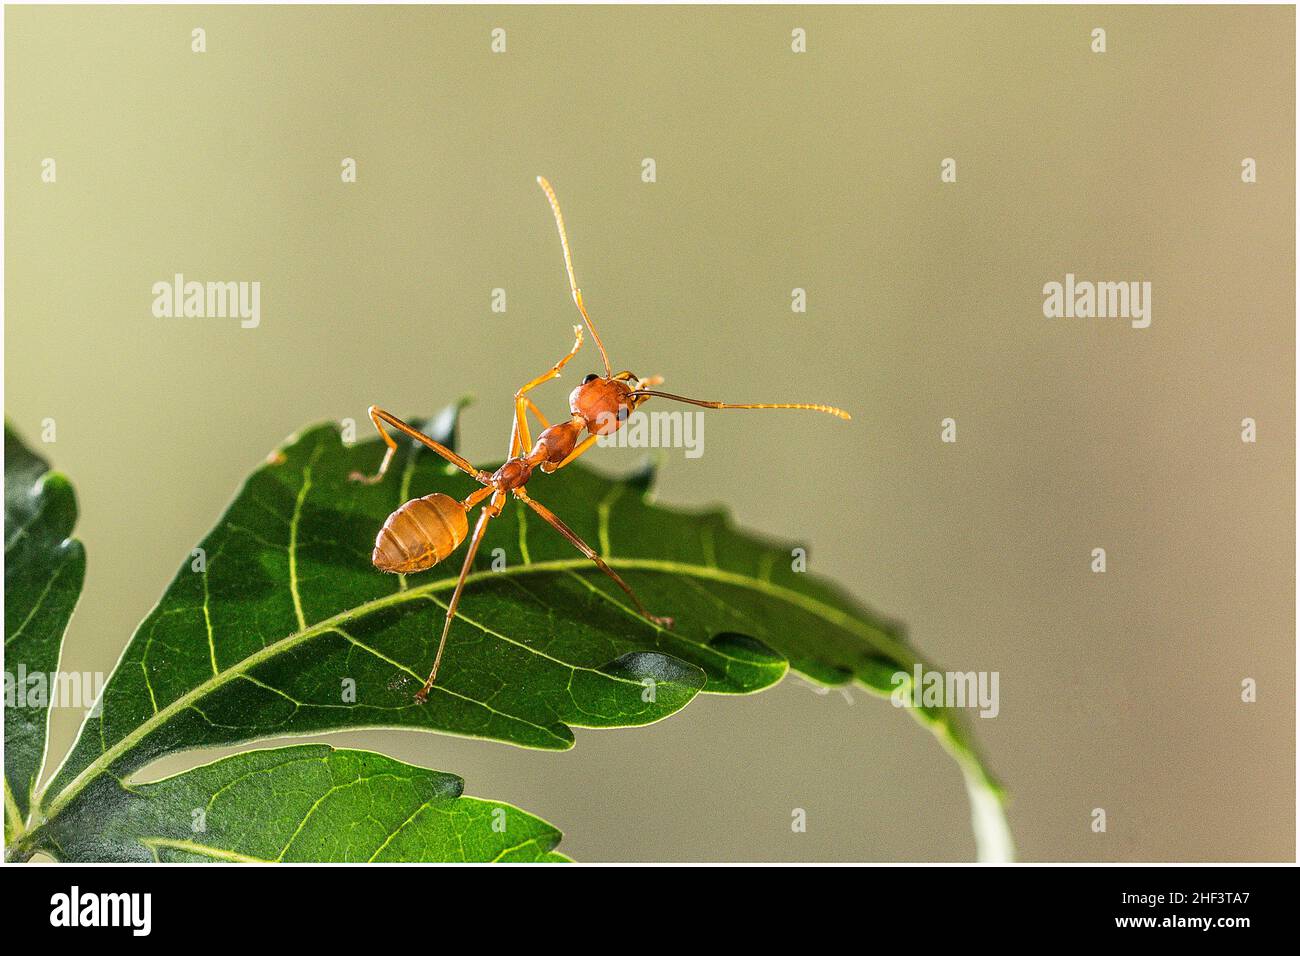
570, 373, 636, 435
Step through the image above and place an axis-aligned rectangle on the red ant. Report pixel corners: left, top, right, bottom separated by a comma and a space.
352, 177, 850, 701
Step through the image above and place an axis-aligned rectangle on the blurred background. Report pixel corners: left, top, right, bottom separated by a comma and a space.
4, 5, 1294, 861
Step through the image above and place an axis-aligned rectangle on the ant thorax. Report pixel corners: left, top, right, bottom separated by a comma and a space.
500, 418, 586, 490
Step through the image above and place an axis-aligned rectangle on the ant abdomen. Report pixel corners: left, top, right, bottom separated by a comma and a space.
371, 492, 468, 574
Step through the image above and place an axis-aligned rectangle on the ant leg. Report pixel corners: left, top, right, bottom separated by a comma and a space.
508, 325, 583, 457
416, 492, 503, 702
462, 485, 496, 510
524, 398, 550, 430
514, 489, 673, 628
350, 406, 488, 485
509, 398, 552, 458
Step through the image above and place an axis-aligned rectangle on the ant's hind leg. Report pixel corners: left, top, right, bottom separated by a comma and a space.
514, 489, 673, 628
350, 406, 487, 485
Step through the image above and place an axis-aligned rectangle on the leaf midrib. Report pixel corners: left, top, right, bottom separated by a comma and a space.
141, 837, 264, 863
43, 556, 910, 821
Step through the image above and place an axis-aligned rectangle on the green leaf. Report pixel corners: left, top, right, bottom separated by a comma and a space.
37, 403, 1010, 860
4, 417, 566, 864
4, 422, 86, 840
33, 744, 568, 862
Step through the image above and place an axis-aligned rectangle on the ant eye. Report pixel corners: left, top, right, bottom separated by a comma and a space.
617, 405, 629, 422
582, 373, 599, 384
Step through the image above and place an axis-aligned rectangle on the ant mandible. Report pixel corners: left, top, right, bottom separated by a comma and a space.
351, 176, 851, 702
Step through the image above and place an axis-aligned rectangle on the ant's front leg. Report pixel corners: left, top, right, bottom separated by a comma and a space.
507, 324, 584, 458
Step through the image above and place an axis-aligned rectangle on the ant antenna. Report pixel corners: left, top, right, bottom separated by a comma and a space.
537, 176, 613, 379
626, 389, 852, 421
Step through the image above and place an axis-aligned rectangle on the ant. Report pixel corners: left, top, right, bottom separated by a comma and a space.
351, 176, 851, 702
